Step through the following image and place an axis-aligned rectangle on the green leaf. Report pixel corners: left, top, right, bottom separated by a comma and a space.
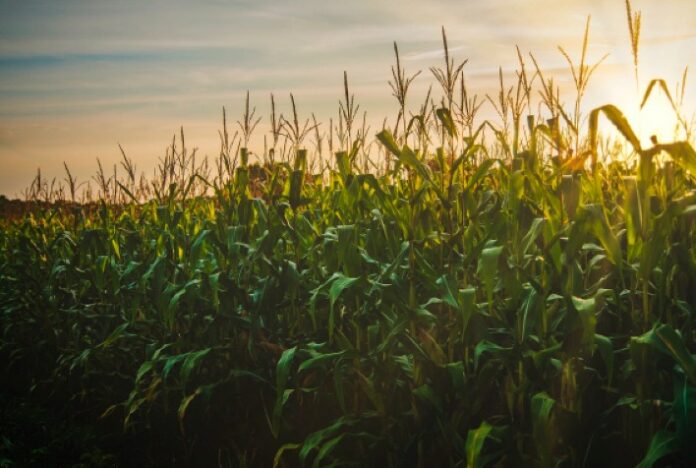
566, 204, 622, 266
465, 159, 497, 191
335, 151, 352, 178
587, 205, 622, 266
329, 275, 359, 309
436, 107, 457, 138
572, 296, 598, 353
328, 274, 360, 340
289, 170, 305, 209
299, 417, 355, 464
436, 275, 460, 309
634, 324, 696, 384
376, 129, 401, 157
477, 243, 503, 305
399, 145, 431, 182
474, 340, 508, 370
178, 383, 215, 433
355, 369, 385, 414
272, 347, 297, 437
190, 229, 211, 261
673, 378, 696, 458
465, 421, 493, 468
560, 175, 580, 219
162, 354, 186, 381
519, 285, 541, 342
135, 361, 154, 385
413, 384, 443, 413
531, 392, 556, 468
458, 287, 476, 336
446, 361, 466, 393
180, 348, 211, 385
298, 351, 347, 373
311, 434, 346, 468
655, 325, 696, 385
117, 181, 139, 203
636, 430, 679, 468
273, 443, 301, 468
521, 217, 546, 256
655, 141, 696, 175
594, 334, 614, 385
97, 323, 130, 349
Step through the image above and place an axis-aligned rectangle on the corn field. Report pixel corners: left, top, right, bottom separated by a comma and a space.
1, 12, 696, 468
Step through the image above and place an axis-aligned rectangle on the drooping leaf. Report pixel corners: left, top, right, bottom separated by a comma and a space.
299, 350, 347, 373
376, 129, 401, 157
589, 104, 641, 156
273, 443, 301, 468
299, 417, 355, 464
655, 141, 696, 175
636, 430, 680, 468
180, 348, 211, 385
634, 324, 696, 384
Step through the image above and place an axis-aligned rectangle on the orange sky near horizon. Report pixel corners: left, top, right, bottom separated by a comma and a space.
1, 0, 695, 197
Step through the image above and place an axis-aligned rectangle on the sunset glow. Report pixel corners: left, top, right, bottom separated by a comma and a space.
1, 0, 695, 196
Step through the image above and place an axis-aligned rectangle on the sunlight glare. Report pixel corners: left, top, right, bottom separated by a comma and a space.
633, 92, 681, 147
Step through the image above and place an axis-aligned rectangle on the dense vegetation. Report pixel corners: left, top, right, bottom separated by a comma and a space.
2, 13, 696, 468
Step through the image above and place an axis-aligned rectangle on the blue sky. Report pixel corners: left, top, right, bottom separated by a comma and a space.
1, 0, 695, 196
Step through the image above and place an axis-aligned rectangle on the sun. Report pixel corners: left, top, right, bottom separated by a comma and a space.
631, 92, 682, 147
589, 69, 687, 162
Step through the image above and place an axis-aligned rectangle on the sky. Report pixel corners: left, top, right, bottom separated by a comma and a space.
1, 0, 695, 197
